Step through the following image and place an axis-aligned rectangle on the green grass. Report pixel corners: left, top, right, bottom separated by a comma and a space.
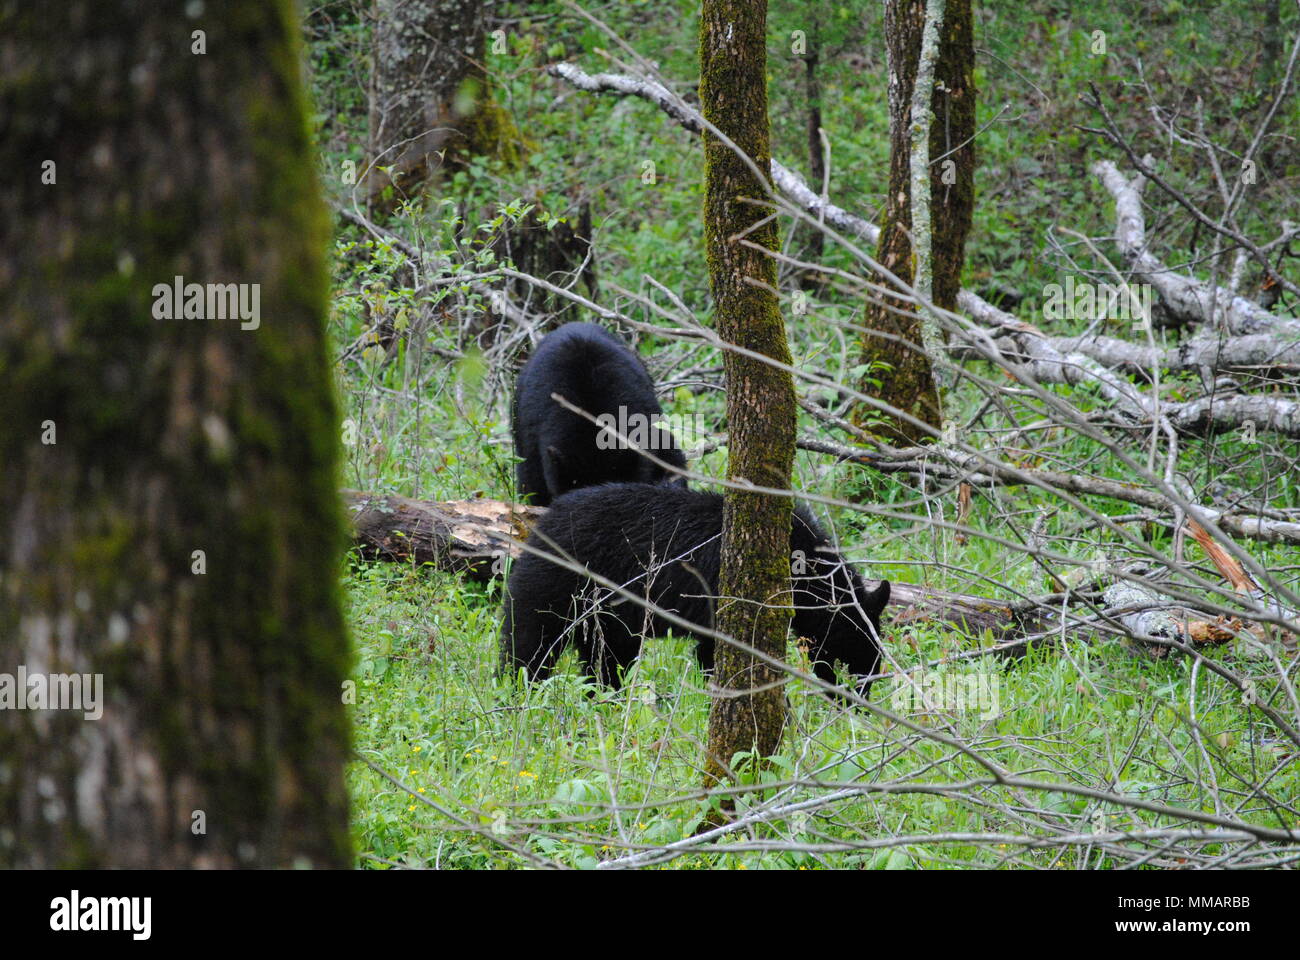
344, 549, 1299, 868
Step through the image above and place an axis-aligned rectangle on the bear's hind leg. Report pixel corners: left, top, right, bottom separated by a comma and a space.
576, 611, 641, 690
500, 600, 565, 682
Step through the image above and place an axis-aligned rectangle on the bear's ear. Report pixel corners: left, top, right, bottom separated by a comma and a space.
863, 579, 890, 615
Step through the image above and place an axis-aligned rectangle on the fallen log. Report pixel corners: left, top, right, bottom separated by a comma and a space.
343, 490, 544, 582
343, 490, 1268, 658
886, 581, 1049, 645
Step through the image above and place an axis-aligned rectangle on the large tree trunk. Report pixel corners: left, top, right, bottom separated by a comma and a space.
0, 0, 352, 868
855, 0, 975, 444
366, 0, 509, 210
699, 0, 797, 810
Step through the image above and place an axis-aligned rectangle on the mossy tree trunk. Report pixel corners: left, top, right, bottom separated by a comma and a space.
0, 0, 352, 868
700, 0, 797, 809
854, 0, 974, 444
366, 0, 511, 209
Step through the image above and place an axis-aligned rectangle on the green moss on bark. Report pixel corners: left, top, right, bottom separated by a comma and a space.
699, 0, 796, 808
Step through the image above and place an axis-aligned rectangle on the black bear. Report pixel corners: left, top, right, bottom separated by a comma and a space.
511, 322, 687, 506
500, 483, 889, 695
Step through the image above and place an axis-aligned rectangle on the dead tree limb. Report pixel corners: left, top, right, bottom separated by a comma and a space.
343, 490, 543, 582
796, 436, 1300, 545
549, 63, 1297, 342
550, 62, 880, 246
1048, 331, 1300, 375
1092, 159, 1300, 337
957, 291, 1300, 440
549, 63, 1300, 423
1084, 79, 1300, 302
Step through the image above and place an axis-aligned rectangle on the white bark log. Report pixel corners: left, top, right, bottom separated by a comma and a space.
1092, 160, 1299, 337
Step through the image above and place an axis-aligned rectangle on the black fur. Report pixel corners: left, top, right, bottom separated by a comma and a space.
511, 323, 687, 506
500, 483, 889, 694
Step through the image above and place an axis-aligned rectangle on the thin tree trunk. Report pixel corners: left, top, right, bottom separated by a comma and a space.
0, 0, 352, 868
699, 0, 797, 812
802, 38, 826, 278
856, 0, 975, 445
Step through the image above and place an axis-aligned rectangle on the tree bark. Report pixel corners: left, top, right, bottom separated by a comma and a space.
0, 0, 352, 868
699, 0, 796, 806
366, 0, 509, 209
855, 0, 974, 444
